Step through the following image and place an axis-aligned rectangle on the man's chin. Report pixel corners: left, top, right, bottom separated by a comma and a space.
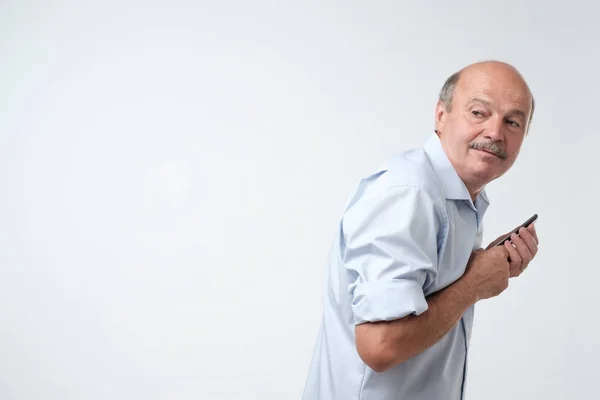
466, 163, 503, 185
474, 168, 503, 184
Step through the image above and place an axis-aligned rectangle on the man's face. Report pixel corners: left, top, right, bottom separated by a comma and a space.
435, 64, 533, 196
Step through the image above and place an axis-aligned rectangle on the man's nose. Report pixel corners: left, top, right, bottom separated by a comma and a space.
483, 116, 505, 141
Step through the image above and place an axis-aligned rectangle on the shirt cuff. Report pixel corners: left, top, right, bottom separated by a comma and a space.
351, 278, 428, 325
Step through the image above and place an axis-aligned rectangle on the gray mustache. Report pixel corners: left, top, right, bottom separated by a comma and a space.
469, 141, 507, 159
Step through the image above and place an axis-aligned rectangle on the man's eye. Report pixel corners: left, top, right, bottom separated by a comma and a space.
506, 119, 520, 127
471, 110, 484, 117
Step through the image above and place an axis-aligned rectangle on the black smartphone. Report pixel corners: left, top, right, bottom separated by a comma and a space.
496, 213, 538, 247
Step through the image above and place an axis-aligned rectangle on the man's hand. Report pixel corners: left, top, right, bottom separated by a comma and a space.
486, 224, 539, 278
463, 246, 511, 301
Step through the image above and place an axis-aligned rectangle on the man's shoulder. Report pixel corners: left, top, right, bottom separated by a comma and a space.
385, 147, 440, 190
343, 147, 445, 212
372, 147, 444, 199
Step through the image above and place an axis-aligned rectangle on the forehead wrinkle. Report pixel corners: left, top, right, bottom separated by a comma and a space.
467, 97, 491, 106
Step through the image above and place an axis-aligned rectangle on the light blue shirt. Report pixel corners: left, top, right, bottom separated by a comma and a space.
302, 133, 490, 400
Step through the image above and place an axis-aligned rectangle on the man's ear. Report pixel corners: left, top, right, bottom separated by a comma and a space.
435, 100, 447, 134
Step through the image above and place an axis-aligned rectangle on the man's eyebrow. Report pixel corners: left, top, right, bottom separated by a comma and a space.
468, 97, 527, 120
506, 108, 527, 120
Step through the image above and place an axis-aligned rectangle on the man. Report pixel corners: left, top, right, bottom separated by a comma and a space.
301, 60, 540, 400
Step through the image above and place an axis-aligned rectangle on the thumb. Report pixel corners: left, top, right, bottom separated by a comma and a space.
495, 243, 510, 258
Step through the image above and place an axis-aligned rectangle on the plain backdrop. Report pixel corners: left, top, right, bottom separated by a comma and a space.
1, 1, 599, 399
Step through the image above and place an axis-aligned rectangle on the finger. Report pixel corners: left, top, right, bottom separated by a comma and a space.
504, 239, 522, 277
527, 223, 539, 245
511, 231, 533, 265
518, 227, 538, 257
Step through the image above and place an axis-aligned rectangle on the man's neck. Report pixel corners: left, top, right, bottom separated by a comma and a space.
466, 183, 485, 203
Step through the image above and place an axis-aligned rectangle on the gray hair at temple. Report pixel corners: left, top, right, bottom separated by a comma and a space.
438, 65, 536, 131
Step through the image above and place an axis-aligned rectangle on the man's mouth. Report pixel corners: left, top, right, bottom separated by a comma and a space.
476, 148, 502, 158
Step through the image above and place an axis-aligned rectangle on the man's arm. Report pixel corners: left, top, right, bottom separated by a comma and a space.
342, 185, 445, 369
355, 273, 476, 372
341, 184, 512, 373
355, 246, 511, 372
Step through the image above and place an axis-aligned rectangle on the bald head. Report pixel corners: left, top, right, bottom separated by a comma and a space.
439, 61, 535, 128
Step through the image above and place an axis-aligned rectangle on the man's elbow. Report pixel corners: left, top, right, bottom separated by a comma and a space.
358, 348, 396, 373
355, 323, 409, 373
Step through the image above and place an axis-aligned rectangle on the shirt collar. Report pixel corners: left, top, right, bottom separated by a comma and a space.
423, 132, 490, 207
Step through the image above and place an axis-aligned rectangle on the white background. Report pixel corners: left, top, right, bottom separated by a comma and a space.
1, 1, 598, 399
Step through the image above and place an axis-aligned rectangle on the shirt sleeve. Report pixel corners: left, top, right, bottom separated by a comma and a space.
341, 185, 442, 325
